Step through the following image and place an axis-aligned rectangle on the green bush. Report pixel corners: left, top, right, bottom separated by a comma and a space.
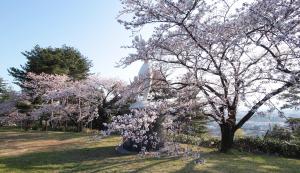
31, 123, 40, 130
173, 134, 220, 148
41, 126, 79, 132
234, 137, 300, 158
264, 125, 293, 141
286, 118, 300, 138
174, 134, 300, 158
181, 116, 208, 137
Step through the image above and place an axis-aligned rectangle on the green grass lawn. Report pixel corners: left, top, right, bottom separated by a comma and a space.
0, 128, 299, 173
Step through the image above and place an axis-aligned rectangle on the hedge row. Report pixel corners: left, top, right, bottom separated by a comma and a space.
173, 134, 300, 158
234, 137, 300, 158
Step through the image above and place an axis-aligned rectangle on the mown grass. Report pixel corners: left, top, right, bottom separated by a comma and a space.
0, 128, 299, 173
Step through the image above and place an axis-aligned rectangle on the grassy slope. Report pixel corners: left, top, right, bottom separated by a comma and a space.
0, 128, 299, 173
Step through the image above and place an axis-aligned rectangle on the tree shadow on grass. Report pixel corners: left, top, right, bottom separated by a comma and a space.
67, 157, 179, 173
0, 130, 89, 142
129, 157, 181, 173
171, 159, 199, 173
1, 144, 299, 173
0, 146, 123, 171
0, 145, 178, 173
172, 150, 300, 173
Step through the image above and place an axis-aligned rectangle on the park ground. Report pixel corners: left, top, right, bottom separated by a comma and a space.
0, 128, 299, 173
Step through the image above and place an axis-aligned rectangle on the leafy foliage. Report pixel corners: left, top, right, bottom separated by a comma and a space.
286, 118, 300, 138
173, 134, 220, 148
264, 125, 294, 141
181, 114, 208, 137
234, 137, 300, 159
8, 45, 92, 87
174, 134, 300, 158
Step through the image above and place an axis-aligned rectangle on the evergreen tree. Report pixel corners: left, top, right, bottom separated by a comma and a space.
8, 45, 92, 87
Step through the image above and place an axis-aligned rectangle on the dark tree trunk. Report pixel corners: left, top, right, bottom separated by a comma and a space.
77, 122, 83, 132
219, 123, 235, 152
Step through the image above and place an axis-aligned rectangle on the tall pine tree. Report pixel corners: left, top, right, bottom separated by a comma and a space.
9, 45, 92, 88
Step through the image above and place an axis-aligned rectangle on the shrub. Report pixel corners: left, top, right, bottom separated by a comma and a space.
234, 137, 300, 158
264, 124, 293, 141
181, 115, 208, 137
286, 118, 300, 128
174, 134, 300, 158
173, 134, 220, 148
286, 118, 300, 137
31, 122, 40, 130
172, 134, 201, 145
106, 110, 164, 152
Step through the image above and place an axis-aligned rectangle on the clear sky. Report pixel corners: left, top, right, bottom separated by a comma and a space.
0, 0, 142, 90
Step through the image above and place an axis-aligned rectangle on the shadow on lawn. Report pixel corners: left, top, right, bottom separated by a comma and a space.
0, 145, 177, 173
0, 144, 299, 173
0, 146, 123, 171
0, 130, 87, 142
171, 151, 300, 173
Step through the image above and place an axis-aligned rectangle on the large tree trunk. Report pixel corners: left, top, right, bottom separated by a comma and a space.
219, 123, 235, 152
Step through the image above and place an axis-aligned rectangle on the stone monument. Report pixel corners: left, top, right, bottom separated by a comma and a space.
130, 59, 152, 109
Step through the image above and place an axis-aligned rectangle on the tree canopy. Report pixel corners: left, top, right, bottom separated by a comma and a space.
8, 45, 92, 87
20, 72, 126, 131
118, 0, 300, 152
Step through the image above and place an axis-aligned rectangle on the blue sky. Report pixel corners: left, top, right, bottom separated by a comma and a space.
0, 0, 142, 90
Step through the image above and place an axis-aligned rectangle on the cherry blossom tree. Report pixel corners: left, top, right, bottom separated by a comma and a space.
281, 86, 300, 109
242, 0, 300, 110
118, 0, 300, 152
24, 72, 126, 131
91, 76, 127, 130
106, 107, 161, 152
23, 72, 69, 98
107, 70, 205, 152
0, 92, 30, 127
22, 73, 71, 130
0, 92, 18, 126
